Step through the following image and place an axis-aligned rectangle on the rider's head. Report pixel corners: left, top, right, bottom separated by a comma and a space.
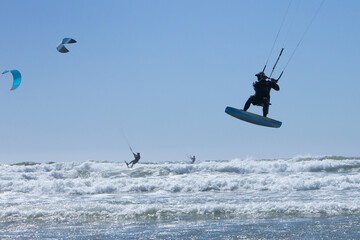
255, 72, 268, 80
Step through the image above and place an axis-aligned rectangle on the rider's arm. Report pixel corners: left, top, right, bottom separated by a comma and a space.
269, 79, 280, 91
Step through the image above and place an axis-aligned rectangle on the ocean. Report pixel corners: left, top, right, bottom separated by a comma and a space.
1, 156, 360, 239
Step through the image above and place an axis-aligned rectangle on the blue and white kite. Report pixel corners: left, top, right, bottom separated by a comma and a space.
2, 70, 21, 91
57, 38, 77, 53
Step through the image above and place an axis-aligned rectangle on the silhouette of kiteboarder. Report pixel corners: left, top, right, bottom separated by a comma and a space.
189, 155, 196, 164
125, 146, 141, 168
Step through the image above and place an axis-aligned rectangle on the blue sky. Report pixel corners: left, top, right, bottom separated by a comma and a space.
0, 0, 359, 163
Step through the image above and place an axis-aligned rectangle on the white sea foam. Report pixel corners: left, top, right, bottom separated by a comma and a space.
1, 156, 360, 221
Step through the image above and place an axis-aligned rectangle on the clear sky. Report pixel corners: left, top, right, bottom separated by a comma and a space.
0, 0, 359, 163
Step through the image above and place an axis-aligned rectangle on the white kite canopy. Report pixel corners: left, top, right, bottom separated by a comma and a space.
56, 38, 77, 53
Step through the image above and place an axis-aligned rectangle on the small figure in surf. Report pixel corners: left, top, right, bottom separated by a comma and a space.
189, 155, 196, 164
125, 152, 141, 168
243, 72, 280, 117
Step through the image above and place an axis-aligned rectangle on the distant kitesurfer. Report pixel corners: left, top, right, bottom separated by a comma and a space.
243, 72, 280, 117
189, 155, 196, 164
126, 152, 141, 168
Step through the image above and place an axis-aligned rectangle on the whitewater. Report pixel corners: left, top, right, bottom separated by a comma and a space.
1, 156, 360, 239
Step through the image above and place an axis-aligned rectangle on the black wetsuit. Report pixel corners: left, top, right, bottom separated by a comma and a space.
127, 153, 141, 168
244, 79, 280, 117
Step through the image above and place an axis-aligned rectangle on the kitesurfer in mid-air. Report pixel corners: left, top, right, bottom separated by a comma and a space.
243, 72, 280, 117
126, 152, 141, 168
189, 155, 196, 164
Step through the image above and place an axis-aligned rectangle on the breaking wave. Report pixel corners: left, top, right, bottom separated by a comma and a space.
1, 156, 360, 221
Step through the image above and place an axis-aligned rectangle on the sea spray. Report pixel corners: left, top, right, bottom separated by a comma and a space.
1, 156, 360, 222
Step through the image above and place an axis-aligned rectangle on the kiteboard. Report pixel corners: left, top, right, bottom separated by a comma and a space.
124, 161, 130, 168
225, 106, 282, 128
